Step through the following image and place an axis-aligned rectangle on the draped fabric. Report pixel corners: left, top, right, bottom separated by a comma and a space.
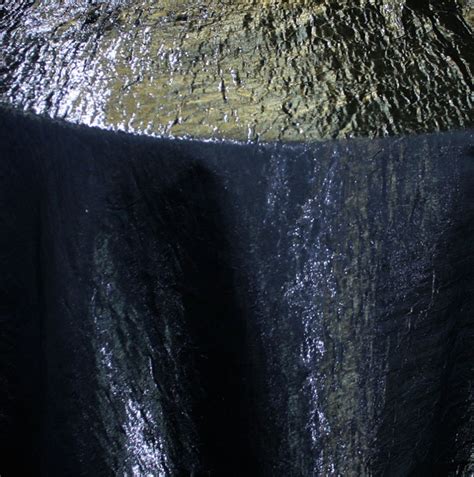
0, 108, 473, 476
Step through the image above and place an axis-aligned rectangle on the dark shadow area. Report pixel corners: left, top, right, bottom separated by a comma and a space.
0, 110, 42, 476
103, 161, 257, 475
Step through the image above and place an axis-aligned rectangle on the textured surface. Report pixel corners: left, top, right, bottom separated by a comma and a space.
1, 0, 473, 141
1, 108, 473, 476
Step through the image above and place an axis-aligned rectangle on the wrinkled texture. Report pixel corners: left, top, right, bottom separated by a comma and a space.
0, 108, 473, 476
0, 0, 473, 141
1, 1, 474, 474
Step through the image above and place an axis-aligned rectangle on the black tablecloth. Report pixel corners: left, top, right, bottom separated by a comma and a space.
1, 108, 473, 476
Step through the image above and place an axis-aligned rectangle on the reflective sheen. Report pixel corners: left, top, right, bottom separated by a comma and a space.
1, 0, 473, 140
